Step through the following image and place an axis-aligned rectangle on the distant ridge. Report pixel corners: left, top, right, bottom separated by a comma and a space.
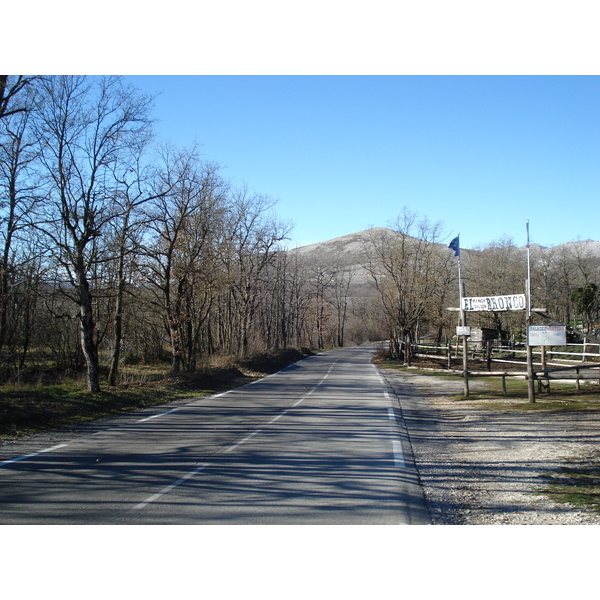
288, 228, 600, 257
289, 227, 392, 254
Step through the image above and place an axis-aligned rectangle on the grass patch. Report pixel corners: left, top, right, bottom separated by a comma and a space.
0, 347, 314, 441
539, 452, 600, 513
377, 357, 600, 409
449, 379, 600, 409
376, 359, 463, 382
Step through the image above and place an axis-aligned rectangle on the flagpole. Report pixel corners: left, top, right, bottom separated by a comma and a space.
525, 220, 535, 403
459, 264, 465, 327
459, 244, 469, 396
526, 219, 532, 319
449, 234, 469, 396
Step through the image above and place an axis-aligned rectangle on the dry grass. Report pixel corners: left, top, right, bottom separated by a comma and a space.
0, 348, 313, 441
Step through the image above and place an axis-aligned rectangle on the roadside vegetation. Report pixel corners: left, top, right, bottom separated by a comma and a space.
539, 451, 600, 513
0, 348, 313, 441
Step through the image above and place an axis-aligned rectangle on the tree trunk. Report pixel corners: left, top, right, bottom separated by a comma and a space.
108, 252, 126, 386
168, 315, 183, 375
77, 266, 100, 393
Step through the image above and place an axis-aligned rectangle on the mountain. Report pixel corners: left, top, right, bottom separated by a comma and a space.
287, 227, 391, 289
289, 228, 600, 262
285, 228, 600, 300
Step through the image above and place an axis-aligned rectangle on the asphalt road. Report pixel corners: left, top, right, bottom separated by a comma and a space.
0, 345, 430, 524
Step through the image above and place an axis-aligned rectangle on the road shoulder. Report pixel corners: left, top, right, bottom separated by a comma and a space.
378, 365, 600, 525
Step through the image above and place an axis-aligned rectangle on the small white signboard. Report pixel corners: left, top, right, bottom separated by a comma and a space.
463, 294, 526, 312
456, 326, 471, 336
528, 325, 566, 346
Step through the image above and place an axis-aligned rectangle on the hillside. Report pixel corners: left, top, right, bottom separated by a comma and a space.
287, 227, 390, 291
288, 227, 600, 265
284, 228, 600, 317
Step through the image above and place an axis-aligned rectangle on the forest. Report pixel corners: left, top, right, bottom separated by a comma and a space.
1, 75, 599, 394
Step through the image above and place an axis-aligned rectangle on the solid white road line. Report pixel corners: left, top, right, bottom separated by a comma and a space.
392, 440, 406, 468
388, 408, 406, 467
0, 444, 69, 468
137, 408, 181, 423
372, 363, 385, 384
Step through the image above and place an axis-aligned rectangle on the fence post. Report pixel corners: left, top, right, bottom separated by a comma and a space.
538, 346, 549, 394
486, 341, 492, 371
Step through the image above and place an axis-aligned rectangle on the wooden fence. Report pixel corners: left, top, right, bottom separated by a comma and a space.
411, 340, 600, 393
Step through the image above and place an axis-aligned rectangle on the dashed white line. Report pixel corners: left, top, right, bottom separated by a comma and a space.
225, 429, 262, 453
133, 358, 341, 510
132, 463, 210, 510
269, 411, 288, 424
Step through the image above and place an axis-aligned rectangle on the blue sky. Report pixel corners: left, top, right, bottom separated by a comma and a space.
124, 75, 599, 250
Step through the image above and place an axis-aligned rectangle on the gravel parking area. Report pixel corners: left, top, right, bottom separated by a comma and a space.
381, 365, 600, 525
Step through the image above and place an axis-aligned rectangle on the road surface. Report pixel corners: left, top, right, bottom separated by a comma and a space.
0, 345, 430, 524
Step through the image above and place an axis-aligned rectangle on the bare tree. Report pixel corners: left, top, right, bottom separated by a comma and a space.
330, 263, 355, 348
143, 146, 228, 374
34, 76, 152, 392
0, 76, 34, 120
306, 258, 336, 349
364, 210, 447, 364
466, 236, 526, 337
106, 151, 159, 385
0, 91, 42, 357
221, 188, 290, 357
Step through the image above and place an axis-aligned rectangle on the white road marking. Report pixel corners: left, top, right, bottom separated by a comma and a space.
226, 429, 262, 453
137, 408, 180, 423
372, 363, 385, 384
392, 441, 406, 468
269, 411, 287, 424
133, 357, 342, 510
293, 359, 337, 407
0, 444, 69, 468
388, 408, 406, 467
132, 463, 210, 510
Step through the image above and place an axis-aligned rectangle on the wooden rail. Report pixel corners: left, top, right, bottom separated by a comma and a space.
410, 343, 600, 394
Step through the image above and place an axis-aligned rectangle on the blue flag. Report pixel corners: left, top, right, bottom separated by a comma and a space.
448, 235, 460, 257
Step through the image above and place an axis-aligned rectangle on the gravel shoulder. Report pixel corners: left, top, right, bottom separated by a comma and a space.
381, 365, 600, 524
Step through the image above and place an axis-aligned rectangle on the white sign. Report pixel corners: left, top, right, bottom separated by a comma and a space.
456, 326, 471, 336
462, 294, 526, 312
528, 325, 567, 346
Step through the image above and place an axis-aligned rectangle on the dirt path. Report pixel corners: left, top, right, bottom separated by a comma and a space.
381, 366, 600, 524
